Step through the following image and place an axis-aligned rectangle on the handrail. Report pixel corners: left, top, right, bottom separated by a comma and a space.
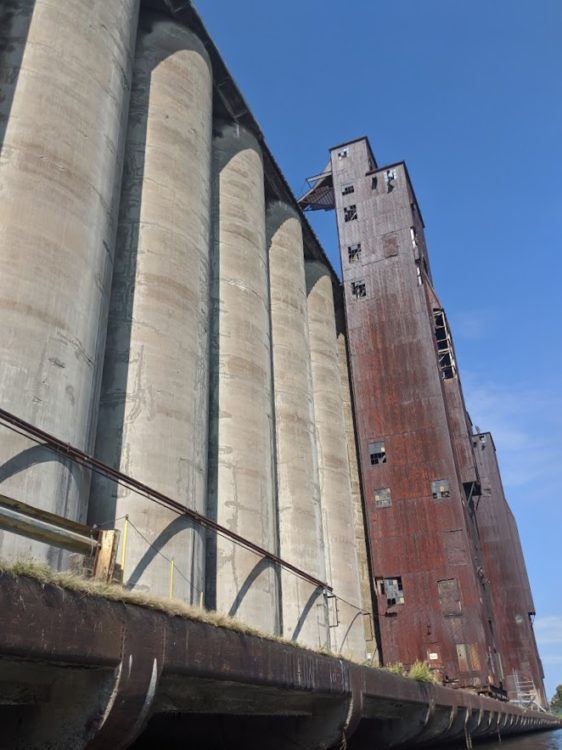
0, 407, 332, 593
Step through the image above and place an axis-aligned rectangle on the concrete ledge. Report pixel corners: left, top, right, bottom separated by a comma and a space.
0, 573, 559, 749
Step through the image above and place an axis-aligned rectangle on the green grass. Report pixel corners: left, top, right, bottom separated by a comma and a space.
408, 660, 437, 683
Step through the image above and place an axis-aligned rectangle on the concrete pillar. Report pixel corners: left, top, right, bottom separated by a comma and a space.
267, 202, 329, 649
0, 0, 139, 566
89, 12, 212, 603
305, 261, 366, 660
336, 304, 379, 664
208, 122, 279, 634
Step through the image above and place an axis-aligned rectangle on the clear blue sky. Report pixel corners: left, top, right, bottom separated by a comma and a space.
195, 0, 562, 699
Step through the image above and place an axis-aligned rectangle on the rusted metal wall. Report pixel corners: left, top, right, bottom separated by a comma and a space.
473, 432, 548, 707
330, 137, 499, 689
423, 285, 503, 683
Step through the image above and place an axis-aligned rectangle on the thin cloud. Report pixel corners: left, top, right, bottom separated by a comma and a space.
462, 374, 562, 492
535, 616, 562, 646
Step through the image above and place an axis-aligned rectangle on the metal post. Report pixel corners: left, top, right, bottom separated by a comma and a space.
120, 515, 129, 571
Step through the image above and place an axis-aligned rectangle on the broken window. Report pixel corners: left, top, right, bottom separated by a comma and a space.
369, 441, 386, 465
385, 168, 396, 192
381, 577, 404, 607
344, 205, 358, 222
338, 148, 349, 159
342, 183, 354, 196
348, 243, 361, 262
432, 479, 450, 499
410, 226, 418, 248
374, 487, 392, 508
438, 578, 462, 616
351, 281, 366, 299
433, 308, 457, 379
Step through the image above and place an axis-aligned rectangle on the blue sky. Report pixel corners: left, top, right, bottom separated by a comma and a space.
195, 0, 562, 698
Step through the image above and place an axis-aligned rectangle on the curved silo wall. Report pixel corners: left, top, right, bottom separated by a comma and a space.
267, 202, 329, 649
335, 304, 379, 664
208, 122, 279, 635
305, 261, 366, 660
89, 11, 212, 603
0, 0, 139, 566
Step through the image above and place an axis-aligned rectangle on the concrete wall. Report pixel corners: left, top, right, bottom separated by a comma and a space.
89, 11, 212, 602
267, 202, 329, 649
208, 123, 279, 634
0, 0, 139, 566
306, 261, 366, 660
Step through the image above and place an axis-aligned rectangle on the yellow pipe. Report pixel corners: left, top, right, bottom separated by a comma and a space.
169, 558, 175, 600
120, 515, 129, 571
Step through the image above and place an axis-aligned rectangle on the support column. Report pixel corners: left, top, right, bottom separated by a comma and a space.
267, 202, 329, 649
306, 261, 366, 660
208, 123, 279, 634
90, 12, 213, 603
0, 0, 139, 566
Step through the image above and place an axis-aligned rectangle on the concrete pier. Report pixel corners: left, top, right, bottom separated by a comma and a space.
0, 572, 559, 750
0, 0, 139, 566
208, 123, 279, 634
89, 12, 213, 602
306, 261, 366, 660
267, 202, 328, 649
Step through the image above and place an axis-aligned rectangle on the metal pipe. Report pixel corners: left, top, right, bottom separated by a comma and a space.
0, 407, 331, 593
0, 506, 97, 556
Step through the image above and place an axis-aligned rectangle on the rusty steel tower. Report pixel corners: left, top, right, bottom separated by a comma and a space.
300, 136, 545, 701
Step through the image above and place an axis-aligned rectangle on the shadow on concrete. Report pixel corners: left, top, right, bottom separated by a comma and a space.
0, 0, 33, 153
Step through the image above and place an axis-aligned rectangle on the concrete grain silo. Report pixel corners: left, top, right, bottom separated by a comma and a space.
267, 202, 329, 649
305, 261, 366, 660
336, 304, 378, 663
0, 0, 139, 566
89, 11, 213, 603
208, 122, 279, 635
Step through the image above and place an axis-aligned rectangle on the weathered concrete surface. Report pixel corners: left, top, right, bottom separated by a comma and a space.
335, 302, 378, 665
0, 573, 559, 750
267, 202, 329, 650
0, 0, 139, 566
305, 261, 366, 661
89, 12, 212, 603
208, 123, 279, 634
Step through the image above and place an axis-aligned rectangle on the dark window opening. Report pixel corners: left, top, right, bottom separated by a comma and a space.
371, 176, 378, 190
381, 577, 404, 607
374, 487, 392, 508
344, 205, 357, 222
351, 281, 366, 299
432, 479, 450, 499
348, 243, 361, 262
433, 308, 457, 379
342, 183, 354, 196
369, 441, 386, 465
338, 148, 349, 159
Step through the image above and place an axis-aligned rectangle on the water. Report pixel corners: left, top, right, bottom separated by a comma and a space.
444, 729, 562, 749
